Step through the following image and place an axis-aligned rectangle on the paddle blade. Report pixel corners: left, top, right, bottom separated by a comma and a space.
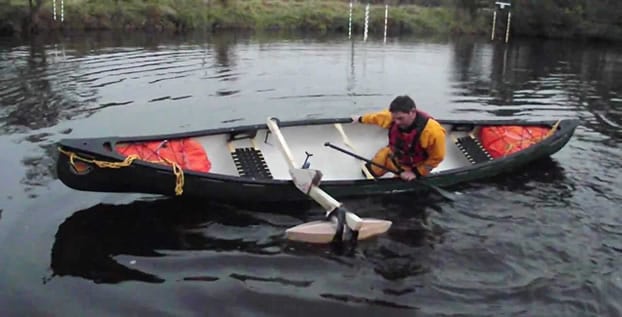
285, 219, 392, 244
428, 184, 456, 201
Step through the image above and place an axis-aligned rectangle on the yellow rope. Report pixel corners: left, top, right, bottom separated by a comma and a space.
59, 147, 140, 168
58, 147, 185, 196
163, 157, 184, 196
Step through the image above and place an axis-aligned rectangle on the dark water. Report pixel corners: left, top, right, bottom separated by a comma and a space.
0, 31, 621, 316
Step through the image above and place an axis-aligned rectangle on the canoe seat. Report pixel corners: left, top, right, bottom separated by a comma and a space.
454, 135, 494, 164
231, 147, 273, 179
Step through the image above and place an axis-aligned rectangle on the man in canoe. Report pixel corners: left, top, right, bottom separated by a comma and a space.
353, 95, 446, 181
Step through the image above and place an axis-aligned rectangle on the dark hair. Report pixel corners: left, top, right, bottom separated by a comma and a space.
389, 95, 416, 113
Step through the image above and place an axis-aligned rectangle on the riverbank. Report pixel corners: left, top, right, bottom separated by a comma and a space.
1, 1, 621, 41
0, 0, 487, 37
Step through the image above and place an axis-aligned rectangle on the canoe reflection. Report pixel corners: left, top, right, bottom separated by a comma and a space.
50, 198, 299, 284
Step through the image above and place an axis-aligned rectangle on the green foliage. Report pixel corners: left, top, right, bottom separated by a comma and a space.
3, 0, 620, 40
1, 0, 484, 35
512, 0, 622, 40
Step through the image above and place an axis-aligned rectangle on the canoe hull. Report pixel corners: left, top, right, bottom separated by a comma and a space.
56, 118, 579, 203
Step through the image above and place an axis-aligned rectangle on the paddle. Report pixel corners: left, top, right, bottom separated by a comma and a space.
324, 142, 456, 201
266, 118, 392, 244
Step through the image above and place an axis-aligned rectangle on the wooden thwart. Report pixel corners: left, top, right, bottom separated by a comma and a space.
334, 123, 374, 179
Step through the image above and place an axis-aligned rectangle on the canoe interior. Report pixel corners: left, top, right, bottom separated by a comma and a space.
107, 122, 551, 181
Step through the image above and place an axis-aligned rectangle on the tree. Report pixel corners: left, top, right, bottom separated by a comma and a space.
456, 0, 487, 17
27, 0, 45, 33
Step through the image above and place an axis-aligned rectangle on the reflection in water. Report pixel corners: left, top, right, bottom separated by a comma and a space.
50, 197, 291, 284
50, 194, 435, 287
475, 157, 568, 188
347, 40, 356, 93
2, 38, 56, 131
0, 32, 247, 137
21, 142, 59, 187
451, 38, 622, 142
208, 31, 239, 98
0, 38, 99, 134
347, 196, 439, 282
211, 32, 236, 70
451, 37, 477, 84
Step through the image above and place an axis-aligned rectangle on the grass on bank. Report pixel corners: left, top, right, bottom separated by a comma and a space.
0, 0, 489, 36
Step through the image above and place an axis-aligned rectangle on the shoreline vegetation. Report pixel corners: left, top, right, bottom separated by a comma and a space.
0, 0, 621, 42
0, 0, 489, 37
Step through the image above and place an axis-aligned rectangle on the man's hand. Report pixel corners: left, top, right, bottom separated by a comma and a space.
399, 170, 417, 181
351, 115, 360, 123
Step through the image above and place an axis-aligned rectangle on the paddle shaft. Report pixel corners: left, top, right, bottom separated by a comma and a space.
324, 142, 455, 201
267, 119, 338, 209
324, 142, 401, 174
266, 119, 297, 170
266, 118, 364, 231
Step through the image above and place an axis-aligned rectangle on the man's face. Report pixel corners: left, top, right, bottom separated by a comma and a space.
392, 110, 416, 129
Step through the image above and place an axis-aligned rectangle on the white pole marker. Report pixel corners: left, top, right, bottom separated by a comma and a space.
383, 4, 388, 43
348, 2, 353, 39
363, 3, 370, 42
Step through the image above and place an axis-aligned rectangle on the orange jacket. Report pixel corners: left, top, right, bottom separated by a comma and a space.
361, 109, 446, 176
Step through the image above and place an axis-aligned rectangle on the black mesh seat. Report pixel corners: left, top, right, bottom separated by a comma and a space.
231, 147, 273, 179
455, 136, 494, 164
